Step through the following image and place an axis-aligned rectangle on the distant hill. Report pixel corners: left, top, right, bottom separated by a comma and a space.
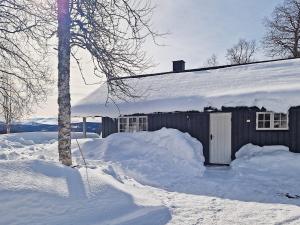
0, 118, 102, 135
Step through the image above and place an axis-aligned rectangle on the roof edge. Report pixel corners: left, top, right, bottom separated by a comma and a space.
109, 58, 296, 81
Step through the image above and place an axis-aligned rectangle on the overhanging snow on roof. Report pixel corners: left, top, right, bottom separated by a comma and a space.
72, 59, 300, 118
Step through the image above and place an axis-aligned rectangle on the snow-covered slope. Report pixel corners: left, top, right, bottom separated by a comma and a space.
72, 59, 300, 117
0, 132, 99, 161
0, 160, 170, 225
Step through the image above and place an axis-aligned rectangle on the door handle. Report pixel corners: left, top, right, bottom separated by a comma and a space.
210, 134, 213, 140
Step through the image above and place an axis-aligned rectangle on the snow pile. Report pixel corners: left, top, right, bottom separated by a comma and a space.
72, 59, 300, 117
74, 128, 205, 188
235, 143, 290, 159
0, 129, 205, 188
232, 144, 300, 177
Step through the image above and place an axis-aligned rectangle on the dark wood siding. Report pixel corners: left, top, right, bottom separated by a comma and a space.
148, 112, 210, 162
102, 112, 210, 163
102, 106, 300, 162
289, 107, 300, 153
226, 108, 290, 159
102, 117, 118, 138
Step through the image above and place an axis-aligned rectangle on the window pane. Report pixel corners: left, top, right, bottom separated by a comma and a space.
274, 113, 280, 121
119, 123, 126, 132
281, 120, 288, 128
274, 121, 280, 128
265, 113, 271, 121
128, 118, 137, 132
265, 121, 271, 128
281, 114, 287, 121
120, 118, 127, 123
258, 121, 264, 128
119, 116, 147, 132
258, 114, 264, 120
139, 123, 146, 131
129, 118, 137, 124
138, 117, 147, 131
256, 112, 288, 130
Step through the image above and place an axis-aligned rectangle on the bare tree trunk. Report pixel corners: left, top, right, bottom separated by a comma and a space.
57, 0, 72, 166
6, 123, 10, 134
3, 75, 11, 134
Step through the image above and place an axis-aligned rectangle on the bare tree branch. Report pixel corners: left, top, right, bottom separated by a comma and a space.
263, 0, 300, 58
0, 0, 54, 132
204, 54, 218, 67
226, 39, 257, 64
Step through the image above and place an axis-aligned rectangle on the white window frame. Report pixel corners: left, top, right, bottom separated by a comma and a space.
118, 116, 148, 133
256, 112, 289, 130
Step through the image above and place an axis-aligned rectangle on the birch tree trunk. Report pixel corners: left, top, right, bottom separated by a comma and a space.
57, 0, 72, 166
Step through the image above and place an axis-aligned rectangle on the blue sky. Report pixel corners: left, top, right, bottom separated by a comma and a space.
147, 0, 283, 71
36, 0, 284, 117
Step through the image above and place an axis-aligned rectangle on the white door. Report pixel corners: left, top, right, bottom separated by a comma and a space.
209, 113, 232, 164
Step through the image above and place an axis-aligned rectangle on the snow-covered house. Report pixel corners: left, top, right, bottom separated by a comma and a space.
72, 59, 300, 165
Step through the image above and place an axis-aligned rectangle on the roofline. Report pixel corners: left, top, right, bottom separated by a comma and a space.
109, 58, 296, 81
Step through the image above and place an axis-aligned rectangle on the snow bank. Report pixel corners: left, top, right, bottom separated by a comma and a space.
74, 128, 205, 188
232, 144, 300, 176
235, 143, 289, 159
72, 59, 300, 117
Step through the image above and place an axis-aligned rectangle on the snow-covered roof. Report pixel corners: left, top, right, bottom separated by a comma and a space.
72, 59, 300, 118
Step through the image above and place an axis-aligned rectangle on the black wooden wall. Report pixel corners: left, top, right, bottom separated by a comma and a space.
223, 107, 300, 155
102, 107, 300, 163
226, 108, 290, 158
289, 107, 300, 153
102, 117, 118, 138
102, 112, 210, 163
148, 112, 210, 161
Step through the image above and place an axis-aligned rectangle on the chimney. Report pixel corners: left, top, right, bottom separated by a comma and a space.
173, 60, 185, 72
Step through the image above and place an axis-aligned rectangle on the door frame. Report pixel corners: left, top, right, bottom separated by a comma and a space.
209, 112, 232, 165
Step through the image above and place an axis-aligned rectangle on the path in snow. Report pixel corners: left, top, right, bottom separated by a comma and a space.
121, 168, 300, 225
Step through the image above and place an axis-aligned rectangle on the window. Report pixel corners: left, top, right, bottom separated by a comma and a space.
256, 112, 288, 130
118, 116, 148, 133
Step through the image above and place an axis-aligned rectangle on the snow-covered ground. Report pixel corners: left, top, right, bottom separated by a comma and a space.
0, 129, 300, 225
21, 117, 102, 125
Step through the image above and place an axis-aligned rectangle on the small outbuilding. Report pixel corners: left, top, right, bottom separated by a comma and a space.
72, 59, 300, 165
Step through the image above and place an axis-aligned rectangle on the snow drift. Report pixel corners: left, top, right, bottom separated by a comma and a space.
0, 132, 99, 161
232, 144, 300, 177
0, 160, 170, 225
74, 128, 205, 188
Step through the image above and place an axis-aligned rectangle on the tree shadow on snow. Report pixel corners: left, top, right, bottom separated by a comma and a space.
0, 160, 171, 225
